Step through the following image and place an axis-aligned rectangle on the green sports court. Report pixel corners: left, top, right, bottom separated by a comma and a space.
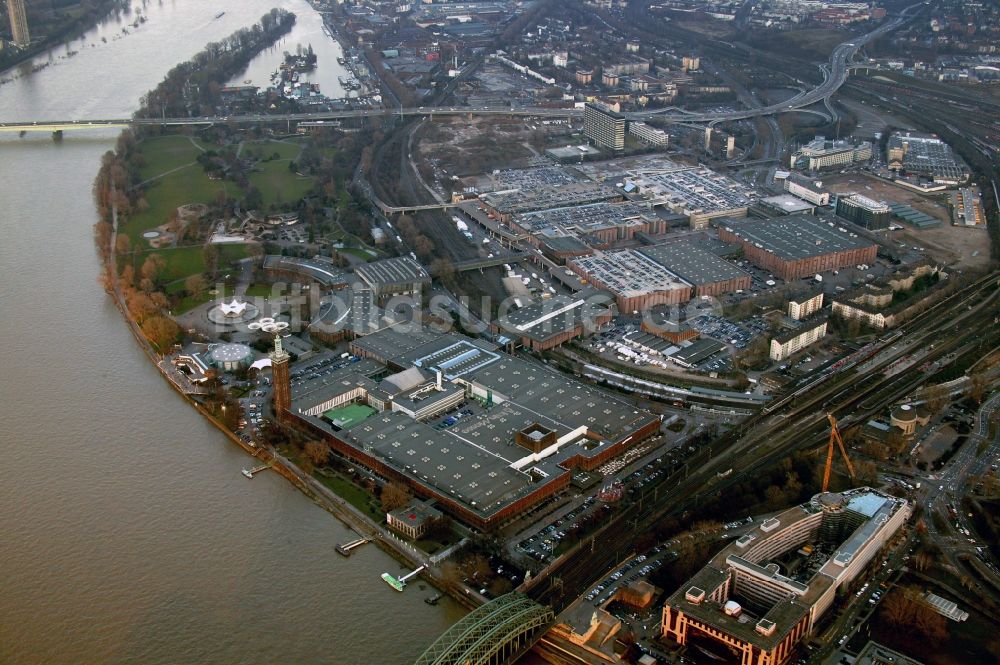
322, 403, 377, 430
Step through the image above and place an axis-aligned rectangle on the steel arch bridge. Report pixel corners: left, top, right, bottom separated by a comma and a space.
415, 593, 554, 665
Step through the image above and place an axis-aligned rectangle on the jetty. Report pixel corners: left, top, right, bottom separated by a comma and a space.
335, 537, 371, 556
241, 464, 271, 479
381, 564, 427, 592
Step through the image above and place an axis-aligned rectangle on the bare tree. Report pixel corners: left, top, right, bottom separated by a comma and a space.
303, 440, 329, 466
966, 372, 989, 404
380, 481, 412, 512
185, 274, 208, 300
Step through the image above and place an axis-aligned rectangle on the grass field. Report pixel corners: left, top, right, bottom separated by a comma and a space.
133, 243, 249, 284
124, 165, 229, 244
313, 471, 382, 521
137, 135, 210, 181
244, 283, 277, 298
337, 246, 380, 261
245, 139, 303, 161
249, 160, 314, 207
173, 283, 235, 314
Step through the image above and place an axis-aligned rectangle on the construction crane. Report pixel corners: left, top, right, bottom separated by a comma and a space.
822, 414, 856, 492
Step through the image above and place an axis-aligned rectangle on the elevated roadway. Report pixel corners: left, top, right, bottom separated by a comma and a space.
0, 3, 923, 136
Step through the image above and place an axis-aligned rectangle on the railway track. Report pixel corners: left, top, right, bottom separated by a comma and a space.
530, 274, 1000, 610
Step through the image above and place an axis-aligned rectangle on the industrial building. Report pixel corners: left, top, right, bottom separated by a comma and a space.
354, 255, 431, 300
638, 242, 752, 297
950, 187, 986, 226
491, 294, 613, 351
770, 318, 828, 361
887, 132, 968, 184
626, 166, 753, 229
784, 174, 830, 206
510, 201, 664, 246
835, 194, 891, 231
790, 137, 873, 171
717, 215, 878, 281
569, 250, 692, 313
479, 183, 622, 222
760, 195, 818, 216
662, 489, 911, 665
284, 326, 660, 530
309, 286, 402, 343
584, 102, 626, 151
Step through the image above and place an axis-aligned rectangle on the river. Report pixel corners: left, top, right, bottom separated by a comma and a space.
0, 2, 463, 664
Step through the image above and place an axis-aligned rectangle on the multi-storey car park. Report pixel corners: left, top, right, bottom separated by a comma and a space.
716, 215, 878, 281
569, 249, 693, 313
886, 132, 968, 184
282, 326, 661, 530
509, 201, 667, 247
479, 183, 623, 223
638, 242, 752, 297
625, 166, 754, 229
662, 488, 911, 665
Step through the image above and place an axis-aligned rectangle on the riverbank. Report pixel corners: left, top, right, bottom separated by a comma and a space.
0, 0, 130, 75
89, 9, 475, 613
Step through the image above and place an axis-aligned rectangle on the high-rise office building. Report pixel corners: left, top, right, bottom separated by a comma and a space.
584, 103, 625, 151
6, 0, 29, 48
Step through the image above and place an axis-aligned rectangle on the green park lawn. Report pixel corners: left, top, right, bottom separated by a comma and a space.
124, 165, 229, 244
137, 135, 211, 181
133, 243, 249, 285
246, 138, 303, 161
172, 283, 235, 315
313, 471, 383, 521
249, 160, 314, 207
337, 245, 380, 262
244, 283, 277, 298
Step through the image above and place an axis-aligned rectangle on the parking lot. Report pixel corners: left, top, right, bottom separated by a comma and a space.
688, 313, 767, 350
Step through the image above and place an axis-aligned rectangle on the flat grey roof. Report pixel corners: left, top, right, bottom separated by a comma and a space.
718, 215, 876, 261
671, 338, 725, 365
513, 201, 656, 236
571, 250, 691, 298
481, 182, 620, 216
495, 294, 609, 342
639, 242, 751, 287
761, 194, 816, 214
541, 234, 593, 254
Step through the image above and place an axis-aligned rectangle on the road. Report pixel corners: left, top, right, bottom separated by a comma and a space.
0, 3, 925, 135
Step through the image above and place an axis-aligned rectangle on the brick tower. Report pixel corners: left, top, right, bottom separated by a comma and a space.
269, 334, 291, 419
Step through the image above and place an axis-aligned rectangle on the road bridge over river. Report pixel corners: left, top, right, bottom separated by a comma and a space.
0, 4, 923, 138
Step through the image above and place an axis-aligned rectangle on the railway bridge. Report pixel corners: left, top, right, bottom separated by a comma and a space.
414, 592, 554, 665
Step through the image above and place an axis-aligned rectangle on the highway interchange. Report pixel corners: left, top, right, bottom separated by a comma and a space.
0, 2, 926, 134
